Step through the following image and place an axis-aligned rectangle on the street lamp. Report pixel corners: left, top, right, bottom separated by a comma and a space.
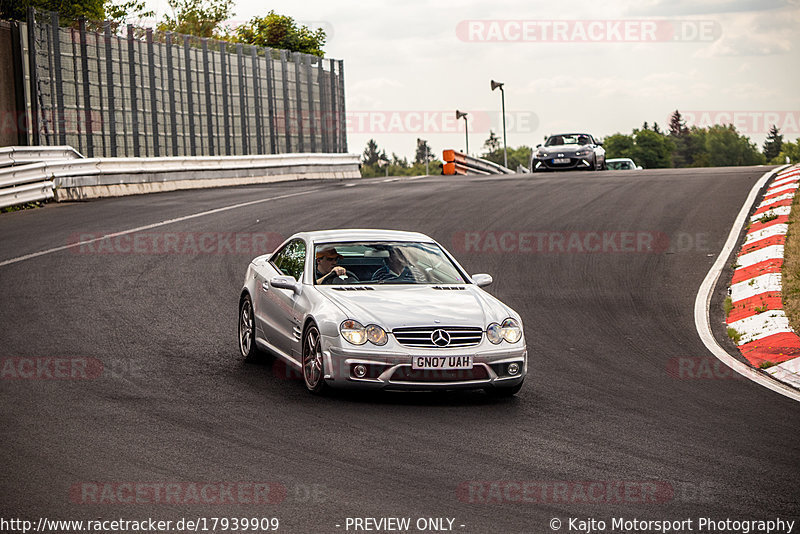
491, 80, 507, 169
456, 110, 469, 155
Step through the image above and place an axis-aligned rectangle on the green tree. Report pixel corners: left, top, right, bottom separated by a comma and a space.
415, 138, 434, 165
482, 145, 532, 171
668, 110, 690, 167
232, 10, 325, 57
776, 138, 800, 164
632, 129, 673, 168
1, 0, 103, 22
763, 124, 783, 162
483, 130, 501, 153
603, 133, 636, 160
361, 139, 383, 167
705, 124, 765, 166
156, 0, 233, 38
685, 127, 710, 167
103, 0, 154, 33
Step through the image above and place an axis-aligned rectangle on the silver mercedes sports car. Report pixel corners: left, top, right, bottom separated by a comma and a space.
238, 229, 527, 396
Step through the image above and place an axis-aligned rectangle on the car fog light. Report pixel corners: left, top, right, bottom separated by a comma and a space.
508, 362, 520, 375
353, 364, 367, 378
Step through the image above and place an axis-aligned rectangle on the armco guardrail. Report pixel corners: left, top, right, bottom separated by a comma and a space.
0, 146, 83, 168
442, 150, 514, 175
0, 148, 361, 208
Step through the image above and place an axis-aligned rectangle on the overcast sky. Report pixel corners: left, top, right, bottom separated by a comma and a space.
145, 0, 800, 160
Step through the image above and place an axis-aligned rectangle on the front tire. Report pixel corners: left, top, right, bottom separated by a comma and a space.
302, 324, 328, 394
239, 295, 264, 362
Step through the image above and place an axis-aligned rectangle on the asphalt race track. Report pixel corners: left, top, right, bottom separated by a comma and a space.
1, 167, 799, 533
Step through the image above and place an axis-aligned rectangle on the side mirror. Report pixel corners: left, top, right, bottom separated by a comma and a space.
270, 275, 300, 294
637, 166, 643, 170
471, 273, 493, 287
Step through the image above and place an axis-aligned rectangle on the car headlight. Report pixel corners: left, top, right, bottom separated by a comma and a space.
486, 322, 503, 344
340, 320, 367, 345
501, 318, 522, 343
340, 320, 388, 346
365, 324, 388, 346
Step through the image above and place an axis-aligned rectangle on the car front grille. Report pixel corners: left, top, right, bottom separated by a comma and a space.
392, 326, 483, 348
390, 365, 489, 382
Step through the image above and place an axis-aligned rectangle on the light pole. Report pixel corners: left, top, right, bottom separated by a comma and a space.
456, 110, 469, 155
491, 80, 507, 168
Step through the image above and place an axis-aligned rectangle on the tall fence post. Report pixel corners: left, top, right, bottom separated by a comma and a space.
318, 60, 328, 153
236, 43, 248, 154
165, 32, 178, 156
127, 25, 139, 157
220, 42, 230, 155
338, 59, 347, 153
184, 35, 195, 156
265, 49, 277, 153
250, 47, 263, 154
201, 39, 214, 156
78, 17, 93, 157
293, 52, 304, 152
26, 7, 40, 146
304, 56, 316, 153
280, 50, 292, 152
104, 21, 117, 157
146, 28, 158, 157
329, 59, 338, 153
50, 12, 66, 146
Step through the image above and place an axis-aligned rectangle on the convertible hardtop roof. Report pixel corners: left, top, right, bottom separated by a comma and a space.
549, 132, 593, 138
298, 229, 436, 244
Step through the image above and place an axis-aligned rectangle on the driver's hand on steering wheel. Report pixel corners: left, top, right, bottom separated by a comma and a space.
332, 266, 347, 277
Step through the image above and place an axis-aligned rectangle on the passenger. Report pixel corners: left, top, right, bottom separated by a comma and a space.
371, 247, 424, 283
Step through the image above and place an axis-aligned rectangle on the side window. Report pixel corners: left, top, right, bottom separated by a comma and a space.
271, 239, 306, 280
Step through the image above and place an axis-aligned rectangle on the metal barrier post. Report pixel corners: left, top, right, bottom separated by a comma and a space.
265, 49, 277, 153
220, 41, 230, 155
127, 25, 139, 157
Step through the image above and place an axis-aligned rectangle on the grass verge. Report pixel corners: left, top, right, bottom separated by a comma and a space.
783, 191, 800, 333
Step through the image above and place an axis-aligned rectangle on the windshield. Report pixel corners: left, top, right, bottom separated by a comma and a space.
313, 241, 467, 285
545, 134, 591, 146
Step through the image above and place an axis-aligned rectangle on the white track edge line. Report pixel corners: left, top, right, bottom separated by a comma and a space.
0, 188, 320, 268
694, 165, 800, 402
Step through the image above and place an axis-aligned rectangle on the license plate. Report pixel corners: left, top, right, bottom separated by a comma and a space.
553, 158, 570, 164
412, 356, 473, 370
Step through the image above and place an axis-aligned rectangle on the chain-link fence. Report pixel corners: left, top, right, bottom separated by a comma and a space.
18, 8, 347, 157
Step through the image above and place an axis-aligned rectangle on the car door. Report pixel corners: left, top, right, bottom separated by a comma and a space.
255, 238, 306, 359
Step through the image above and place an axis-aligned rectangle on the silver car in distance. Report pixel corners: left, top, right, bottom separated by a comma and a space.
238, 229, 527, 396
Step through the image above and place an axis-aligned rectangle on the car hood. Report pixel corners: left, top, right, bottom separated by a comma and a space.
318, 285, 513, 330
541, 144, 586, 154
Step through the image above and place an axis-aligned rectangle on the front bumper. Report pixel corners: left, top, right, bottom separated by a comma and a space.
532, 157, 594, 171
321, 336, 527, 390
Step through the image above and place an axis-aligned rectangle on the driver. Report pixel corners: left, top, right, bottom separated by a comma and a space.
315, 246, 358, 284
